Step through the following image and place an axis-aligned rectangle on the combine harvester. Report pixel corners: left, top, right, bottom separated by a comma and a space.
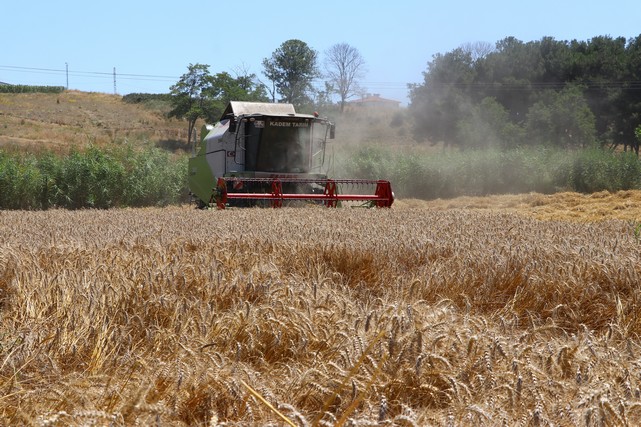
188, 101, 394, 209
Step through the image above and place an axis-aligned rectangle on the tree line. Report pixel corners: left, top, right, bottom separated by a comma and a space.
167, 40, 366, 143
408, 35, 641, 152
167, 34, 641, 153
0, 84, 66, 94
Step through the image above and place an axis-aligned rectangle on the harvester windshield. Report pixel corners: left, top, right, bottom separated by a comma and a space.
243, 117, 328, 174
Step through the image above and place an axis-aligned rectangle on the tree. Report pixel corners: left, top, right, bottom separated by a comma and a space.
524, 85, 597, 148
460, 41, 494, 61
408, 48, 476, 146
169, 64, 215, 146
410, 34, 641, 150
456, 97, 523, 149
262, 39, 320, 108
633, 124, 641, 155
207, 71, 269, 117
324, 43, 366, 113
477, 37, 545, 119
311, 81, 335, 111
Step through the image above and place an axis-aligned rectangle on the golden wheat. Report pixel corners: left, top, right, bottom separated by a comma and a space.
0, 194, 641, 425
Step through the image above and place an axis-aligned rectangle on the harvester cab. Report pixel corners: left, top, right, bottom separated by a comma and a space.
188, 101, 393, 209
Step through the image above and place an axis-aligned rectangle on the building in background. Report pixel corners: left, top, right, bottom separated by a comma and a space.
347, 93, 400, 111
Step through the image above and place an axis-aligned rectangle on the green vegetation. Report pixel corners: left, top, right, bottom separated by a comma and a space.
262, 39, 320, 109
169, 64, 269, 144
4, 34, 641, 210
0, 145, 187, 210
337, 145, 641, 199
5, 142, 636, 210
121, 92, 172, 104
409, 35, 641, 152
0, 84, 66, 93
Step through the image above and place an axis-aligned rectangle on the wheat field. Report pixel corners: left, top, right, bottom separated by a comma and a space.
2, 192, 641, 426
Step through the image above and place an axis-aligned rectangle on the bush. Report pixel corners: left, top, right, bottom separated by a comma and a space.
122, 93, 172, 104
337, 145, 641, 199
0, 84, 65, 94
568, 149, 641, 193
50, 147, 126, 209
0, 145, 188, 210
120, 145, 188, 207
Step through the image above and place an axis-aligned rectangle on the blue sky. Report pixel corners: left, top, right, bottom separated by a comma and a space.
2, 1, 640, 105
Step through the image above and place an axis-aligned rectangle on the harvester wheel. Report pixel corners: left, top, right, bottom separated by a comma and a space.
208, 178, 228, 209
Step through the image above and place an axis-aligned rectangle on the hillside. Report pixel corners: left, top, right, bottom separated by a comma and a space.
0, 91, 189, 152
0, 91, 413, 154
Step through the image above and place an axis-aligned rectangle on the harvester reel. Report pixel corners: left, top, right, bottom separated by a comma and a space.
209, 177, 393, 210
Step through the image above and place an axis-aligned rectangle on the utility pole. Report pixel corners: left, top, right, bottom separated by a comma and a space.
113, 67, 117, 95
65, 62, 69, 89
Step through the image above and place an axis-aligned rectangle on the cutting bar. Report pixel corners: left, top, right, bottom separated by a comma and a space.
210, 177, 394, 209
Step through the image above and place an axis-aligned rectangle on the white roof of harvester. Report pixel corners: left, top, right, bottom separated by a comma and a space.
222, 101, 294, 117
220, 101, 317, 120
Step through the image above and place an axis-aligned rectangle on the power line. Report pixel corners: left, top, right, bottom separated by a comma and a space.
426, 80, 641, 90
0, 63, 413, 97
0, 64, 414, 86
311, 77, 412, 89
0, 65, 65, 74
0, 64, 180, 95
0, 64, 179, 82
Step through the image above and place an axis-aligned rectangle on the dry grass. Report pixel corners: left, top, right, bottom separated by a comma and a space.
0, 91, 187, 152
398, 189, 641, 222
0, 92, 412, 155
1, 193, 641, 425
